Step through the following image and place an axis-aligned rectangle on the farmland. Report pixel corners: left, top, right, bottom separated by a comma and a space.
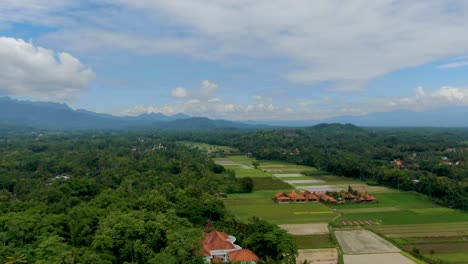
212, 153, 468, 263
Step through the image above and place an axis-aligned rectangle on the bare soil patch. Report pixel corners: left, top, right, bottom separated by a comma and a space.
273, 173, 304, 177
297, 248, 338, 264
279, 223, 329, 235
335, 229, 400, 254
285, 179, 325, 184
343, 253, 415, 264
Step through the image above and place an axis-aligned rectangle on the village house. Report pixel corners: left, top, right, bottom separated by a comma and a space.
288, 190, 306, 203
201, 230, 259, 264
317, 193, 337, 204
302, 190, 319, 201
273, 192, 291, 203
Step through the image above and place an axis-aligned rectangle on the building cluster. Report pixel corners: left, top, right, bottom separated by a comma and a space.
201, 230, 259, 264
273, 190, 377, 204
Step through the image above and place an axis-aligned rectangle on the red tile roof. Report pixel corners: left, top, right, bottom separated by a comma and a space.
228, 249, 259, 262
274, 192, 288, 198
288, 190, 306, 200
343, 192, 356, 199
303, 192, 318, 200
202, 230, 235, 256
364, 194, 377, 201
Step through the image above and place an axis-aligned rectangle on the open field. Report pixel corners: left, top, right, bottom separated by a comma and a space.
425, 252, 468, 264
371, 222, 468, 238
284, 179, 325, 184
293, 234, 335, 249
178, 141, 238, 152
279, 223, 329, 235
212, 152, 468, 263
251, 177, 293, 190
335, 229, 400, 254
296, 248, 338, 264
343, 253, 415, 264
225, 192, 337, 224
229, 168, 271, 177
299, 184, 391, 193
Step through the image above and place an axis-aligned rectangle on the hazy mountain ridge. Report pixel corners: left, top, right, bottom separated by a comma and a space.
0, 97, 256, 130
248, 107, 468, 127
1, 97, 466, 130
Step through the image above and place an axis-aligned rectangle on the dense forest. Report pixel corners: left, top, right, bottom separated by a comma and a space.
171, 124, 468, 210
0, 132, 296, 264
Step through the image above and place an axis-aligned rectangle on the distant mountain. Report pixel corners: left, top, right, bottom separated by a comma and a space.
0, 97, 258, 130
249, 107, 468, 127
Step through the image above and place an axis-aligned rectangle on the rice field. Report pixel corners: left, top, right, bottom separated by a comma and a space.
224, 192, 337, 224
209, 149, 468, 263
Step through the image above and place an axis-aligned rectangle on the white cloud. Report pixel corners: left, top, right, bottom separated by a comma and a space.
171, 86, 190, 98
0, 37, 95, 101
39, 1, 468, 92
0, 0, 76, 27
198, 80, 219, 100
437, 61, 468, 69
122, 85, 468, 120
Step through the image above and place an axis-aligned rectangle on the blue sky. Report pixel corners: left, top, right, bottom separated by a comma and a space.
1, 1, 468, 120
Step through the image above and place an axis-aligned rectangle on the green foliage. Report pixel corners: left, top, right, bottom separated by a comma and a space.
0, 133, 291, 263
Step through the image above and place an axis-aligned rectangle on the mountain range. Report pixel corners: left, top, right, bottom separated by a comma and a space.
0, 97, 254, 130
0, 97, 466, 130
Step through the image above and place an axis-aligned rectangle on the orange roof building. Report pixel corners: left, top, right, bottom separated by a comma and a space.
273, 192, 291, 203
319, 194, 337, 203
302, 191, 319, 201
201, 230, 258, 263
288, 190, 306, 202
343, 192, 356, 200
228, 249, 260, 263
364, 193, 377, 202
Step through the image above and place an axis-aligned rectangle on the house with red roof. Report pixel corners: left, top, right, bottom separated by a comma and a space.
288, 190, 306, 202
364, 193, 377, 202
201, 230, 258, 263
273, 191, 291, 203
302, 190, 319, 201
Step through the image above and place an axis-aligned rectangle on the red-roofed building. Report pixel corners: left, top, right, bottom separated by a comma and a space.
201, 230, 258, 263
288, 190, 306, 202
364, 193, 377, 202
319, 194, 337, 204
273, 192, 291, 203
302, 191, 319, 201
342, 192, 356, 200
228, 249, 259, 263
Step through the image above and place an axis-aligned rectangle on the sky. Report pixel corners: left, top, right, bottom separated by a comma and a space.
1, 0, 468, 120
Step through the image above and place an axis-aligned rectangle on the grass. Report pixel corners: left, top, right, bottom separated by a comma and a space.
338, 209, 468, 225
252, 177, 293, 190
400, 252, 427, 264
372, 222, 468, 238
224, 193, 337, 224
231, 168, 271, 178
216, 154, 468, 260
293, 234, 336, 249
425, 252, 468, 264
329, 192, 444, 210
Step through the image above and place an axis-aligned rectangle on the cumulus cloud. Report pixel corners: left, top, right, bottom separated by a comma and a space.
123, 85, 468, 120
171, 86, 190, 98
198, 80, 219, 100
0, 37, 95, 101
